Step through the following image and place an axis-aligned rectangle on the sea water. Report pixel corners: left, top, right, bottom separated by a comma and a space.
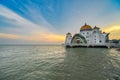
0, 45, 120, 80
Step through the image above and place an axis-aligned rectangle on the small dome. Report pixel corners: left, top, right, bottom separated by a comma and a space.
80, 23, 92, 31
66, 32, 71, 35
93, 26, 100, 29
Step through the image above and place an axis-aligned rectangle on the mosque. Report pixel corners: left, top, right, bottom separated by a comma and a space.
65, 23, 110, 48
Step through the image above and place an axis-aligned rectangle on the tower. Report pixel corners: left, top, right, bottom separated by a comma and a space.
65, 32, 72, 46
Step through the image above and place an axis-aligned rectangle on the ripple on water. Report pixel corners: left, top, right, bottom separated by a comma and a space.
106, 48, 120, 80
0, 46, 120, 80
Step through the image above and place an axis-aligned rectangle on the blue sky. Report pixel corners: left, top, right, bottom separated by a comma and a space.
0, 0, 120, 44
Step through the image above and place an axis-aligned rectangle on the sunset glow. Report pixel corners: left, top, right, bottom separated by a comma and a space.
103, 25, 120, 39
0, 0, 120, 44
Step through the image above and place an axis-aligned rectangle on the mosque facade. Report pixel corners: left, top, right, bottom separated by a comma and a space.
65, 23, 110, 48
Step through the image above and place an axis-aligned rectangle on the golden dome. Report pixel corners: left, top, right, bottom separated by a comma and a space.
80, 23, 92, 30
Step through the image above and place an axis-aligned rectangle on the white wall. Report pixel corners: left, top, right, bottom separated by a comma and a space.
80, 29, 108, 45
65, 34, 72, 45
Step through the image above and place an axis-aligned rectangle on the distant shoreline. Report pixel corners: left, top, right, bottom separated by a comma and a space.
0, 44, 63, 46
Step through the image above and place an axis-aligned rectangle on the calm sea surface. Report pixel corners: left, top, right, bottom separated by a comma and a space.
0, 45, 120, 80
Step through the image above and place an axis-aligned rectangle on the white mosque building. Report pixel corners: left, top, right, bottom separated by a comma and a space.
65, 23, 110, 48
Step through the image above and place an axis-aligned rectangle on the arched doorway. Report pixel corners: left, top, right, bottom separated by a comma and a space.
71, 34, 87, 44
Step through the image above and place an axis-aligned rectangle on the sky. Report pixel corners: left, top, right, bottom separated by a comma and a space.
0, 0, 120, 44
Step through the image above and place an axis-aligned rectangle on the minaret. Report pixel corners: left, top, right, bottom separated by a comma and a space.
65, 32, 72, 46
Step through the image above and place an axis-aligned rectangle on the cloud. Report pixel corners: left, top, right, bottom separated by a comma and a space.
0, 5, 65, 43
0, 33, 65, 43
0, 5, 48, 34
1, 0, 120, 44
103, 25, 120, 39
60, 0, 120, 34
103, 25, 120, 32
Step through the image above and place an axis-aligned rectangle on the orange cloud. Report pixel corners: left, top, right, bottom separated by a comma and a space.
0, 33, 21, 39
102, 25, 120, 39
0, 32, 65, 43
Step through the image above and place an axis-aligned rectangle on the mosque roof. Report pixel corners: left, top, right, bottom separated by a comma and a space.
66, 32, 71, 35
93, 26, 100, 29
80, 23, 92, 31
